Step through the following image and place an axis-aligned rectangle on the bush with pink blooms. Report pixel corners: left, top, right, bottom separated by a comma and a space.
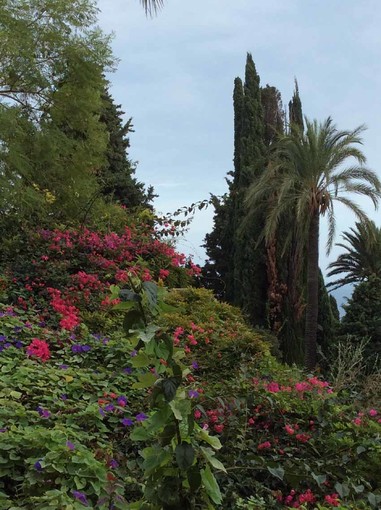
0, 226, 380, 509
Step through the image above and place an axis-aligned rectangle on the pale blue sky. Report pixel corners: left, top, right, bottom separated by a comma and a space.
97, 0, 381, 306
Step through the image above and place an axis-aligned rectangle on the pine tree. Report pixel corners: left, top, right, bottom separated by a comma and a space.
97, 88, 154, 209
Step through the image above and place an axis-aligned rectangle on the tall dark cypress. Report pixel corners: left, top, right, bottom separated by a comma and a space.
232, 54, 267, 326
261, 85, 284, 147
97, 88, 154, 209
289, 79, 304, 132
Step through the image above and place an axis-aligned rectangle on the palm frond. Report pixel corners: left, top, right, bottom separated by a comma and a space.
140, 0, 164, 16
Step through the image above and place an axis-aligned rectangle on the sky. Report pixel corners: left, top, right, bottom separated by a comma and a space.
97, 0, 381, 308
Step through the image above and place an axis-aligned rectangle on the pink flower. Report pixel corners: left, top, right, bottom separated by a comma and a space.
295, 433, 311, 443
324, 493, 340, 506
285, 424, 295, 435
352, 417, 362, 426
257, 441, 271, 450
214, 424, 224, 433
266, 382, 280, 393
369, 409, 378, 417
194, 409, 202, 419
27, 339, 50, 362
159, 269, 170, 279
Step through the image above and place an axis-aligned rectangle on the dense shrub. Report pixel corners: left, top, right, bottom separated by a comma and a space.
0, 226, 380, 509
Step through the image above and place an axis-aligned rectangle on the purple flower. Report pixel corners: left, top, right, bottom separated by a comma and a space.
109, 459, 119, 469
103, 337, 110, 345
61, 394, 68, 400
123, 367, 133, 374
117, 396, 128, 406
13, 326, 22, 333
66, 441, 75, 451
104, 404, 115, 412
0, 428, 7, 433
99, 408, 105, 417
59, 364, 69, 370
130, 350, 137, 357
0, 335, 6, 342
81, 345, 91, 352
135, 413, 148, 422
15, 341, 23, 349
121, 418, 133, 427
71, 345, 82, 353
72, 490, 89, 507
4, 343, 11, 349
192, 361, 199, 370
188, 390, 199, 399
34, 460, 43, 471
37, 407, 51, 418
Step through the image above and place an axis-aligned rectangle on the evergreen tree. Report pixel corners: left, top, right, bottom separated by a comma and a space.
97, 88, 154, 209
261, 85, 284, 146
339, 276, 381, 371
232, 54, 267, 326
289, 80, 304, 132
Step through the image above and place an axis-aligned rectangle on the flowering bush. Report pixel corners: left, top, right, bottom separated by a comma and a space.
0, 225, 380, 508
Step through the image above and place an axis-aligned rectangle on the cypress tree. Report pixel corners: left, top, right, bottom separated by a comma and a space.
232, 54, 267, 326
98, 88, 154, 209
261, 85, 285, 147
289, 79, 304, 132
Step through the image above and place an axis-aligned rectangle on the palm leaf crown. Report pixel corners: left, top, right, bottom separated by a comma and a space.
327, 220, 381, 289
245, 117, 381, 255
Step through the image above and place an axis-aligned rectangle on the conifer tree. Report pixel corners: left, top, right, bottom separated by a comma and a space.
232, 54, 267, 326
97, 88, 154, 209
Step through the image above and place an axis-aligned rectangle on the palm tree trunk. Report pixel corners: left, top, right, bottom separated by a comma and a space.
304, 209, 320, 369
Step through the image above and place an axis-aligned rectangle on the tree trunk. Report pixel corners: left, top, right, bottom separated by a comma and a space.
304, 210, 320, 370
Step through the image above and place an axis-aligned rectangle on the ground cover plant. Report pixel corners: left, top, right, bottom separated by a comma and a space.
0, 225, 380, 509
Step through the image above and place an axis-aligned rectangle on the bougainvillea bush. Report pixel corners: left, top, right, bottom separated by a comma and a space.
0, 226, 380, 509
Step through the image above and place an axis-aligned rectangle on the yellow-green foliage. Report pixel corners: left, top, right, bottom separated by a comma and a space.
158, 288, 276, 380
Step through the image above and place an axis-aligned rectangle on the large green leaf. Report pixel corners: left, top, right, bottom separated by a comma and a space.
175, 442, 195, 470
200, 447, 226, 473
201, 465, 222, 505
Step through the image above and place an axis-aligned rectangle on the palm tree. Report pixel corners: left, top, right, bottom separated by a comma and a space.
140, 0, 164, 16
327, 220, 381, 290
245, 117, 381, 369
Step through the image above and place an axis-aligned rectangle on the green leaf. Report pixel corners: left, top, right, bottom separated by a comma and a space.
201, 465, 222, 505
356, 445, 366, 455
131, 352, 151, 368
119, 289, 141, 302
175, 442, 195, 470
130, 427, 150, 441
311, 472, 326, 486
159, 424, 177, 446
162, 378, 180, 402
112, 301, 136, 311
132, 372, 157, 389
267, 466, 285, 481
9, 391, 22, 399
187, 466, 202, 492
142, 446, 172, 476
142, 281, 158, 311
334, 482, 350, 498
200, 447, 226, 473
140, 324, 160, 343
197, 429, 222, 450
368, 493, 381, 508
169, 399, 191, 421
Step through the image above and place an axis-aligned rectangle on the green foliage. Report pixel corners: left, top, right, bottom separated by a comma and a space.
327, 220, 381, 290
0, 0, 115, 234
338, 276, 381, 370
97, 87, 154, 209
